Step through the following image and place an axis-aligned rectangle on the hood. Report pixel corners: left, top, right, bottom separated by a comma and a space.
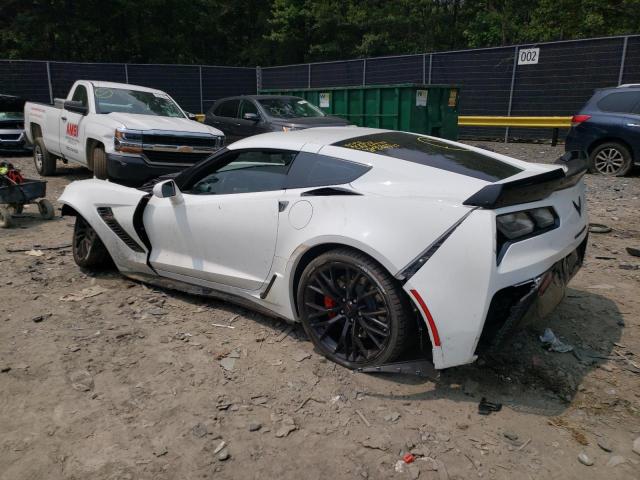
270, 115, 351, 128
107, 113, 223, 136
0, 94, 25, 114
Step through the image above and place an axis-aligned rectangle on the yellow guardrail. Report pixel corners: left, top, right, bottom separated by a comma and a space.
458, 116, 572, 128
458, 116, 573, 144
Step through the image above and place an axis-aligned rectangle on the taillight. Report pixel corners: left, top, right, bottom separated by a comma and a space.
571, 114, 591, 126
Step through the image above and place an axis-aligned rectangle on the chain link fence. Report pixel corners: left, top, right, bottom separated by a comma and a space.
1, 35, 638, 140
0, 60, 256, 114
261, 35, 640, 140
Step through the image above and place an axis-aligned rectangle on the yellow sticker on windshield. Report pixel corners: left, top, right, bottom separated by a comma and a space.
342, 140, 400, 153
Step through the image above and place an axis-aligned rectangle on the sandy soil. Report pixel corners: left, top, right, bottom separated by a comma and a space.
1, 142, 639, 480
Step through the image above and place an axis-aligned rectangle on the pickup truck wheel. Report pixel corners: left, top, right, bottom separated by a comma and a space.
92, 146, 108, 180
73, 215, 109, 268
33, 138, 56, 176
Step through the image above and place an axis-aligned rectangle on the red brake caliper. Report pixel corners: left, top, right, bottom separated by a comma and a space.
324, 296, 336, 318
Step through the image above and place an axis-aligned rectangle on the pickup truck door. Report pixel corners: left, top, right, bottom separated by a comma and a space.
143, 149, 296, 291
59, 84, 89, 163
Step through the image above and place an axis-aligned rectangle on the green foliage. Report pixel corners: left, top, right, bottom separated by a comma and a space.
0, 0, 637, 65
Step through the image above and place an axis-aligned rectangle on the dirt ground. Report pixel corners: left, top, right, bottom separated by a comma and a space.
1, 142, 639, 480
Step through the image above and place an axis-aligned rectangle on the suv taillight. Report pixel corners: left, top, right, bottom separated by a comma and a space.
571, 114, 591, 126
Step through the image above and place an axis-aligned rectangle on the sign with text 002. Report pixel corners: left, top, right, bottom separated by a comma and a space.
518, 48, 540, 65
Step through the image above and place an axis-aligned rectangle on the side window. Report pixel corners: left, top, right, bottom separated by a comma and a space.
597, 91, 640, 114
214, 99, 240, 118
187, 150, 296, 195
240, 100, 259, 118
286, 152, 371, 189
71, 85, 88, 107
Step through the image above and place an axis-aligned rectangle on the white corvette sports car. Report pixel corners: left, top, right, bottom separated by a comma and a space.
59, 127, 588, 370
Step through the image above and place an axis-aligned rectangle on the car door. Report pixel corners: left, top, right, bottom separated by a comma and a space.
206, 99, 240, 143
60, 84, 89, 163
235, 99, 268, 139
143, 149, 297, 291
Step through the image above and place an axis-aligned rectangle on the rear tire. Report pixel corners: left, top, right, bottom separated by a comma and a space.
297, 248, 413, 369
92, 146, 108, 180
589, 142, 632, 176
72, 215, 109, 268
0, 207, 13, 228
37, 199, 55, 220
33, 138, 56, 176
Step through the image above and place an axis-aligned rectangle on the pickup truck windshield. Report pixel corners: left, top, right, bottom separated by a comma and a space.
258, 98, 325, 119
94, 87, 185, 118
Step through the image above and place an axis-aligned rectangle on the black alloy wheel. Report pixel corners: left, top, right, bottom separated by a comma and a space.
72, 215, 110, 268
298, 249, 412, 368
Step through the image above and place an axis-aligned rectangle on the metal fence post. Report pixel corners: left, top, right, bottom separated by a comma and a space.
124, 64, 129, 84
308, 64, 311, 88
45, 61, 53, 103
362, 58, 367, 85
199, 66, 204, 113
428, 54, 433, 84
422, 54, 426, 84
256, 66, 262, 93
504, 46, 518, 143
618, 36, 629, 85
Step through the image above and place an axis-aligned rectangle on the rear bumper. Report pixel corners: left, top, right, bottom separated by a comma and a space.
404, 180, 588, 369
475, 235, 587, 354
106, 153, 190, 184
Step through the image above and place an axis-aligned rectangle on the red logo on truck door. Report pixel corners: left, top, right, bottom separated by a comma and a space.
66, 123, 79, 137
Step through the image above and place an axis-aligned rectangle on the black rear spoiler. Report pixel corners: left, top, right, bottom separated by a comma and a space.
462, 151, 587, 209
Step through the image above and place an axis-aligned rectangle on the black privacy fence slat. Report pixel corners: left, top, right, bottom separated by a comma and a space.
127, 64, 201, 113
365, 55, 423, 85
261, 64, 309, 90
0, 60, 50, 103
432, 47, 515, 139
310, 60, 363, 88
50, 62, 127, 100
1, 35, 638, 140
622, 36, 640, 85
0, 60, 256, 114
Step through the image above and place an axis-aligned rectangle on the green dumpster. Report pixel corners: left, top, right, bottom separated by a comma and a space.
259, 83, 459, 140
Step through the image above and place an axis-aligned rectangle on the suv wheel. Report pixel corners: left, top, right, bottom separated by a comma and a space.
589, 142, 632, 176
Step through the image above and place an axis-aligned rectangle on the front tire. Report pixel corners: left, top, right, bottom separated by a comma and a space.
92, 146, 108, 180
589, 142, 632, 176
72, 215, 109, 268
297, 248, 412, 368
33, 138, 56, 176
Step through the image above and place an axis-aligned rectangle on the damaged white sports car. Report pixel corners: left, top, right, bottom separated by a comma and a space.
60, 127, 588, 370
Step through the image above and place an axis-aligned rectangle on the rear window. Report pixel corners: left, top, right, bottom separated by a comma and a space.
333, 132, 522, 182
597, 91, 640, 114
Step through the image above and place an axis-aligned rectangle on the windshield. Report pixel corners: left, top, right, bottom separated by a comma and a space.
94, 87, 185, 118
258, 98, 325, 119
0, 112, 23, 120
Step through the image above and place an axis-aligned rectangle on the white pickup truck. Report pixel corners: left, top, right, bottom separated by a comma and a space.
24, 80, 224, 183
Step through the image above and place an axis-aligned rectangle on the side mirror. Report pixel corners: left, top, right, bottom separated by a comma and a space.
186, 112, 196, 120
243, 112, 259, 121
153, 179, 183, 202
63, 100, 88, 115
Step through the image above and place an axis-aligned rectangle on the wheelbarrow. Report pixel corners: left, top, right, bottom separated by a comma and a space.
0, 178, 54, 228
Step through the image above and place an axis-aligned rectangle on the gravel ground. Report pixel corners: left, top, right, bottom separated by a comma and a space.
1, 142, 639, 480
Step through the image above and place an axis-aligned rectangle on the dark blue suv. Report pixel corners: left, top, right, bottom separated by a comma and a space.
565, 85, 640, 176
